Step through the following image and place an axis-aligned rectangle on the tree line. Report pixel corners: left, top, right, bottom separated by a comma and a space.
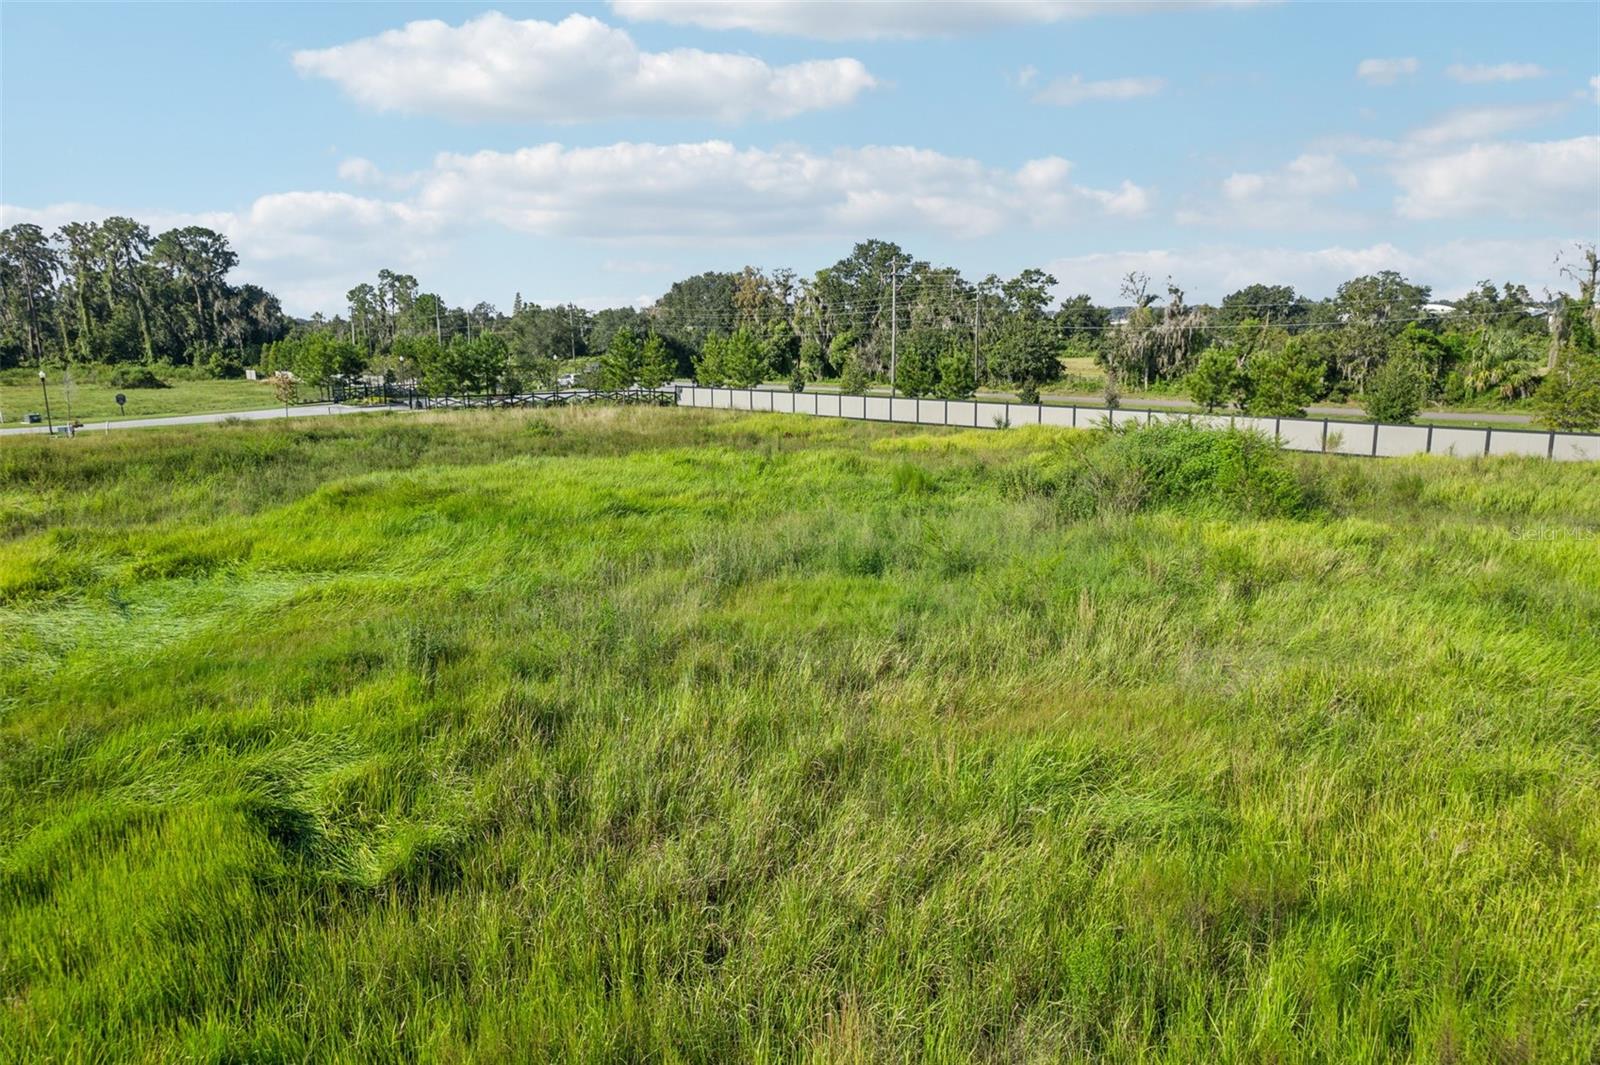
0, 220, 288, 375
5, 223, 1596, 427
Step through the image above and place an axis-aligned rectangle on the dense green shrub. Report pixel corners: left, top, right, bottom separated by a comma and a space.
838, 353, 869, 395
106, 364, 168, 389
1013, 422, 1306, 519
1362, 355, 1428, 423
149, 361, 215, 383
1536, 353, 1600, 431
261, 334, 365, 385
203, 347, 245, 379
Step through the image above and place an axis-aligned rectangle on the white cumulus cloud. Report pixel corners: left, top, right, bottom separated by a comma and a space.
612, 0, 1264, 40
1312, 101, 1571, 159
1392, 135, 1600, 220
1407, 102, 1568, 146
1356, 57, 1419, 85
1178, 153, 1360, 228
3, 141, 1151, 313
1043, 238, 1582, 304
0, 194, 445, 314
409, 141, 1151, 240
292, 12, 877, 122
1032, 74, 1166, 106
1445, 62, 1548, 83
336, 157, 383, 184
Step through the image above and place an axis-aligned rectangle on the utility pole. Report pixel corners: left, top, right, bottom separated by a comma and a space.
435, 300, 442, 345
888, 256, 899, 398
973, 290, 981, 383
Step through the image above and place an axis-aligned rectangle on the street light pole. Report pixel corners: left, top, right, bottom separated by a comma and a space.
38, 370, 54, 437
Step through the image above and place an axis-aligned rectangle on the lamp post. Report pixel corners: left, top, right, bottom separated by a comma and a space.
38, 370, 54, 436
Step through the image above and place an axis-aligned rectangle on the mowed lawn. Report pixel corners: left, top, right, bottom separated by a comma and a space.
1, 406, 1597, 1062
1, 374, 281, 427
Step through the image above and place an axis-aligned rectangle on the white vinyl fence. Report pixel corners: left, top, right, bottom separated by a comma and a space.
675, 386, 1600, 462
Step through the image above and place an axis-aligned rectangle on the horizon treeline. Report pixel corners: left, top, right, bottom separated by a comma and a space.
0, 220, 289, 377
4, 223, 1597, 424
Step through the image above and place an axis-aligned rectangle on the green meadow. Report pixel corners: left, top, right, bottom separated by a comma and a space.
1, 407, 1597, 1062
1, 371, 279, 427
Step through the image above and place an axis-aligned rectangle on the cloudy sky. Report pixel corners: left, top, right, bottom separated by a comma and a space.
3, 1, 1597, 315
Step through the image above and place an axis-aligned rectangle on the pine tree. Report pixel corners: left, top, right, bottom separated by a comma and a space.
636, 332, 674, 389
694, 333, 727, 386
1186, 346, 1243, 413
894, 331, 938, 397
599, 328, 639, 389
721, 327, 768, 387
935, 344, 976, 399
1246, 339, 1324, 417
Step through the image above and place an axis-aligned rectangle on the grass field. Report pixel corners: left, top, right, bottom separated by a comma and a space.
1, 371, 279, 426
2, 406, 1597, 1061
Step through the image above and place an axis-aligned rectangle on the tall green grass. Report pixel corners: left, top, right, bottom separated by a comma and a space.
2, 407, 1597, 1061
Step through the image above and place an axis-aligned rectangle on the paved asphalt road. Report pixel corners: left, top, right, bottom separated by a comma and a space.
0, 403, 393, 438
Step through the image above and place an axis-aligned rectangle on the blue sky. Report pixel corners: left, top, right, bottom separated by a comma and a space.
3, 1, 1597, 315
